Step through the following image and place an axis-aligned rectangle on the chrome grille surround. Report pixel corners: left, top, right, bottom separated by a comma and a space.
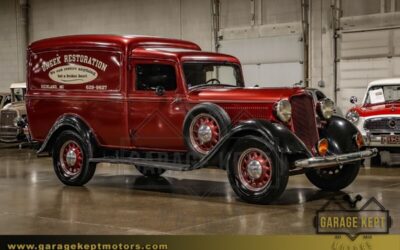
0, 110, 17, 127
0, 110, 19, 141
364, 117, 400, 133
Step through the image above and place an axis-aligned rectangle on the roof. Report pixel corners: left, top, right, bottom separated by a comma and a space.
133, 47, 240, 63
29, 34, 201, 52
367, 78, 400, 88
10, 82, 26, 89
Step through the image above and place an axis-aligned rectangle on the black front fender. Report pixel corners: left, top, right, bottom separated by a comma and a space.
194, 119, 311, 168
319, 115, 359, 154
37, 114, 97, 154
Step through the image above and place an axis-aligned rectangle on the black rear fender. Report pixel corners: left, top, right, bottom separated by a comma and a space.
37, 115, 98, 155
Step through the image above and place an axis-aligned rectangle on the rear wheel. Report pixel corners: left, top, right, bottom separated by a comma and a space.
52, 130, 96, 186
227, 136, 288, 204
135, 165, 166, 177
305, 144, 361, 191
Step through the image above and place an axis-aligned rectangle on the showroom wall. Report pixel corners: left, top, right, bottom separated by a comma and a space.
0, 0, 213, 92
336, 0, 400, 112
218, 0, 305, 88
29, 0, 212, 50
0, 0, 26, 92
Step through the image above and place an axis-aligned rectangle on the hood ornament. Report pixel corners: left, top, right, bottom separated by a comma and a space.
391, 104, 396, 112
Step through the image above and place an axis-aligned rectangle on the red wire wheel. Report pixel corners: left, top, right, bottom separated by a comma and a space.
59, 140, 84, 178
189, 113, 221, 154
237, 148, 272, 192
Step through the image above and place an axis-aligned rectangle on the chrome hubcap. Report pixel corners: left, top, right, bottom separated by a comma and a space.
189, 113, 220, 154
59, 140, 83, 177
65, 150, 77, 167
197, 124, 212, 144
247, 160, 263, 179
238, 148, 272, 192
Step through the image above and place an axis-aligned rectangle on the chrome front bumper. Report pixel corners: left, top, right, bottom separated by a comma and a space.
295, 148, 378, 169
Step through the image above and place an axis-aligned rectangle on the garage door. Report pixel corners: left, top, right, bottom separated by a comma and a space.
336, 28, 400, 113
219, 34, 304, 87
217, 0, 304, 88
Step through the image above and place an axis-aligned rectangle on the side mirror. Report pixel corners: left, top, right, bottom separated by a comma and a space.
350, 96, 358, 104
155, 86, 165, 96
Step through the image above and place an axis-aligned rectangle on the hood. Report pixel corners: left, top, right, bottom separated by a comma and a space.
188, 87, 305, 103
353, 102, 400, 117
2, 101, 26, 114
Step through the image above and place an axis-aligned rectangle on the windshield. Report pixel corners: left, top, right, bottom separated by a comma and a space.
183, 62, 243, 89
11, 88, 26, 102
365, 85, 400, 105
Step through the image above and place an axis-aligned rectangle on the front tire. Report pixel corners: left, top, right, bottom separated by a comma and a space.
305, 144, 361, 191
52, 130, 96, 186
227, 136, 288, 204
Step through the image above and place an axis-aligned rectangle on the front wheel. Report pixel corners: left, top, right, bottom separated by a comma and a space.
227, 136, 289, 204
52, 130, 96, 186
305, 145, 361, 191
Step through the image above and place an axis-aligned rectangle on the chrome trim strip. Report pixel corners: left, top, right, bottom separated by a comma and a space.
294, 148, 378, 168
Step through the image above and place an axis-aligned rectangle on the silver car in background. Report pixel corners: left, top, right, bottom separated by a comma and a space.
0, 83, 28, 142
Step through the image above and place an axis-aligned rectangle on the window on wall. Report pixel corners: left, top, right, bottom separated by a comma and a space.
136, 64, 177, 91
341, 0, 381, 17
220, 0, 252, 28
262, 0, 301, 24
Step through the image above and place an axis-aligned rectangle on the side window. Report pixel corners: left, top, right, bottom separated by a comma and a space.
136, 64, 177, 91
4, 95, 11, 105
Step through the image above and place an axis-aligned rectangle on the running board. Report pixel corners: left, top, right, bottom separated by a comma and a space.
89, 157, 192, 171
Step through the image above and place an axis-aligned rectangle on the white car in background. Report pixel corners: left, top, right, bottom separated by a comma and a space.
0, 82, 28, 142
346, 78, 400, 164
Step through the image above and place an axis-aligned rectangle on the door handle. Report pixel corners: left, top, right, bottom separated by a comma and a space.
172, 97, 182, 104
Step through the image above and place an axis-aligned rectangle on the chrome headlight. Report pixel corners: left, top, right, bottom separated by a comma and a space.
346, 110, 360, 123
275, 100, 292, 123
13, 117, 25, 127
318, 98, 335, 119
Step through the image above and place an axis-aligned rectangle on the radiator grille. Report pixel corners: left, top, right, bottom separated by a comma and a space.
290, 94, 319, 151
364, 117, 400, 132
0, 110, 17, 127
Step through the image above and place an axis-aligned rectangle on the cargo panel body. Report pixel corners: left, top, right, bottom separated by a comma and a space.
27, 46, 129, 148
26, 35, 201, 150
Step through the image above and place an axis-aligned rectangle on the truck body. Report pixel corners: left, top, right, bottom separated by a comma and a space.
27, 35, 376, 204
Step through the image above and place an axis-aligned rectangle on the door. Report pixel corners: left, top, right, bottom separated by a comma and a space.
127, 59, 187, 151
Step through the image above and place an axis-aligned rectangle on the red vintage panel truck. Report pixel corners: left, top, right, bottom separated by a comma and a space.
26, 35, 377, 204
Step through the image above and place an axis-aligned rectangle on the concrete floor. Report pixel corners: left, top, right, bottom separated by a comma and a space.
0, 145, 399, 235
